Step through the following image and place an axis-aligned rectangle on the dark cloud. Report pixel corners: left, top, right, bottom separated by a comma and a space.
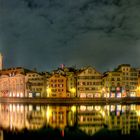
0, 0, 140, 72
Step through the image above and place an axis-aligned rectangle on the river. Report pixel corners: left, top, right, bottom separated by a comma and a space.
0, 103, 140, 140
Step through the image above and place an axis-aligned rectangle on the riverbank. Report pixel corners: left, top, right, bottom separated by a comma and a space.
0, 97, 140, 104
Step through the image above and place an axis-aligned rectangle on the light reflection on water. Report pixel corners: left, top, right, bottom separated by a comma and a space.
0, 103, 140, 138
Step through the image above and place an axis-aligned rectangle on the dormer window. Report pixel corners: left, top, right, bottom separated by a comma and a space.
88, 69, 92, 74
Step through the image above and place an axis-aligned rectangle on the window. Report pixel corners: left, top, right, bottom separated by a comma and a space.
52, 89, 57, 92
111, 78, 115, 81
58, 79, 63, 82
83, 82, 85, 85
83, 117, 86, 121
59, 84, 63, 87
117, 78, 120, 81
88, 69, 92, 74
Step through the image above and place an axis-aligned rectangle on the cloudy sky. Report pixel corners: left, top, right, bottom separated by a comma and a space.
0, 0, 140, 72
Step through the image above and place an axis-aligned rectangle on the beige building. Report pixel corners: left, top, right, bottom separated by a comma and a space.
103, 71, 122, 88
26, 71, 45, 97
103, 64, 139, 97
115, 64, 138, 97
0, 67, 27, 97
77, 66, 102, 98
102, 71, 123, 98
64, 67, 77, 97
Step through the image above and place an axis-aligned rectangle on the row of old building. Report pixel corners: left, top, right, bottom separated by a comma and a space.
0, 64, 140, 98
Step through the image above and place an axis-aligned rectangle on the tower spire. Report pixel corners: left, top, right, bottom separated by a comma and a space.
0, 53, 3, 70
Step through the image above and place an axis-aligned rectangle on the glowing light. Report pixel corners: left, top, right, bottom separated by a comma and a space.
36, 106, 40, 111
130, 104, 136, 110
71, 106, 76, 112
95, 106, 101, 111
80, 93, 86, 98
117, 105, 121, 111
29, 105, 33, 111
110, 105, 115, 111
95, 93, 101, 98
17, 93, 19, 97
20, 105, 24, 112
80, 116, 83, 121
20, 92, 23, 97
47, 87, 51, 97
137, 86, 140, 91
17, 104, 20, 111
102, 88, 105, 92
106, 105, 110, 111
13, 104, 16, 112
80, 106, 86, 111
10, 104, 12, 112
9, 92, 12, 97
87, 106, 93, 111
87, 93, 93, 98
46, 106, 52, 122
70, 88, 76, 93
100, 110, 105, 117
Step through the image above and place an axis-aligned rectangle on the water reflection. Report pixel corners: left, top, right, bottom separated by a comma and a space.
0, 103, 140, 137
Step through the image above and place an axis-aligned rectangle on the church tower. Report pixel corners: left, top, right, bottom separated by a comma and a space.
0, 53, 3, 70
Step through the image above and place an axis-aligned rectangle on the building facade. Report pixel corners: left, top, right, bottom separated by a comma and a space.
116, 64, 138, 97
102, 71, 123, 98
0, 64, 139, 98
0, 67, 27, 97
77, 66, 102, 98
47, 73, 67, 98
102, 64, 139, 98
26, 71, 45, 98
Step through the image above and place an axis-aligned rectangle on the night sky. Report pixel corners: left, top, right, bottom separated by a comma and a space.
0, 0, 140, 72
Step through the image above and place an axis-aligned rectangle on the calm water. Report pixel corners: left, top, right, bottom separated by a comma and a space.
0, 103, 140, 140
